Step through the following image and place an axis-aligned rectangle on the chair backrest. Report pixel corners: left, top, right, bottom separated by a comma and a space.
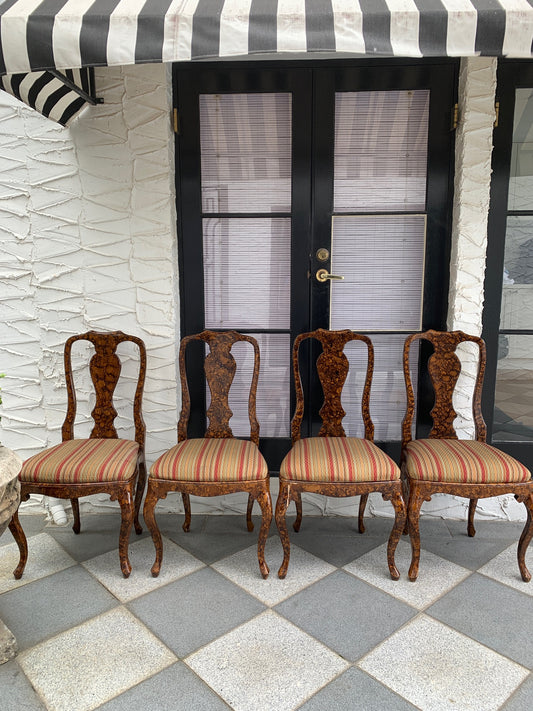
178, 330, 261, 445
291, 329, 374, 443
402, 329, 486, 447
62, 331, 147, 449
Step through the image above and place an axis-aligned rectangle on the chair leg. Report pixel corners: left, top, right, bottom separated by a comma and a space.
401, 475, 410, 535
182, 493, 191, 532
8, 510, 28, 580
385, 490, 406, 581
407, 482, 425, 582
256, 488, 272, 579
143, 484, 164, 578
467, 498, 477, 537
293, 491, 303, 532
246, 493, 255, 532
358, 493, 368, 534
133, 457, 146, 535
275, 480, 292, 579
71, 498, 81, 534
117, 488, 134, 578
518, 493, 533, 583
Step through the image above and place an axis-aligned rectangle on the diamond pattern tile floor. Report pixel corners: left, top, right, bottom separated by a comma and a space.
1, 513, 533, 710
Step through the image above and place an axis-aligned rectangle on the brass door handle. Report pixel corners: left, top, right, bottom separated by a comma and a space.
316, 269, 344, 283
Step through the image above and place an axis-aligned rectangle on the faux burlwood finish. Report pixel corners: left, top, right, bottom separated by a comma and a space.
276, 329, 405, 580
145, 331, 272, 579
401, 330, 533, 582
291, 329, 374, 442
19, 331, 147, 578
178, 331, 260, 446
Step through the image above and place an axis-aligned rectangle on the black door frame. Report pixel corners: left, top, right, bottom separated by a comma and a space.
174, 58, 458, 470
482, 59, 533, 466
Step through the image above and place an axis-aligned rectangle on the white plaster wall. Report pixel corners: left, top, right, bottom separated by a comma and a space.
0, 59, 529, 521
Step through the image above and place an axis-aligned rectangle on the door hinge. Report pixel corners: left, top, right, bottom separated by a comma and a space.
451, 103, 459, 131
173, 107, 179, 134
494, 101, 500, 128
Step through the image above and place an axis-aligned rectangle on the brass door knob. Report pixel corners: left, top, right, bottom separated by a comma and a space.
316, 269, 344, 283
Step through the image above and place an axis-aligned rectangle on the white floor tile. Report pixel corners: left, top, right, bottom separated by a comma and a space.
82, 536, 205, 602
478, 542, 533, 596
359, 615, 529, 711
0, 533, 75, 593
18, 607, 177, 711
212, 536, 336, 606
344, 538, 471, 609
186, 610, 348, 711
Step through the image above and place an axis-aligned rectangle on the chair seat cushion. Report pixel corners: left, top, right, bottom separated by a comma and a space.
404, 439, 531, 483
280, 437, 400, 483
20, 439, 139, 484
149, 438, 268, 482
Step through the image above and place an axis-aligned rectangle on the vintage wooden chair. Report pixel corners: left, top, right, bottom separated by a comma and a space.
17, 331, 147, 578
402, 329, 533, 581
143, 330, 272, 579
275, 329, 406, 579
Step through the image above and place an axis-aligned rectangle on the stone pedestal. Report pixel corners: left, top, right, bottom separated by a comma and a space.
0, 446, 22, 664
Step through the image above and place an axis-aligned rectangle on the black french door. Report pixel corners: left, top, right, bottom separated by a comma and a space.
174, 60, 457, 471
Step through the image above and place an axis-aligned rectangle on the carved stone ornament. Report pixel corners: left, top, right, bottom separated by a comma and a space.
0, 445, 22, 663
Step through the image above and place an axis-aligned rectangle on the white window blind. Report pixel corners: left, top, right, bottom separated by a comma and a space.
330, 214, 426, 332
334, 90, 429, 212
203, 217, 291, 330
200, 93, 292, 213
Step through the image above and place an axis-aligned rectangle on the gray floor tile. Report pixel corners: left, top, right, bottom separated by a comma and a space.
421, 534, 515, 570
128, 566, 265, 657
446, 519, 526, 540
163, 515, 267, 564
275, 570, 416, 662
427, 573, 533, 668
96, 662, 230, 710
47, 512, 149, 561
501, 674, 533, 710
0, 515, 47, 547
0, 659, 47, 710
299, 666, 418, 711
479, 543, 533, 596
0, 565, 118, 650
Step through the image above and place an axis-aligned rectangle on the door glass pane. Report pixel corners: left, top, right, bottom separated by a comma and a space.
493, 335, 533, 441
206, 335, 291, 438
329, 215, 426, 331
334, 90, 429, 212
342, 335, 418, 440
508, 89, 533, 211
500, 216, 533, 330
200, 93, 292, 213
203, 217, 291, 330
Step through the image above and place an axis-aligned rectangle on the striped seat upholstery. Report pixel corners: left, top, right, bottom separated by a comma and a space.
20, 439, 139, 484
150, 438, 268, 483
404, 439, 531, 484
280, 437, 400, 483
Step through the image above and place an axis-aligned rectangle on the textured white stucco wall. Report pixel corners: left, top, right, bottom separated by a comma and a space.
0, 64, 181, 511
0, 59, 528, 521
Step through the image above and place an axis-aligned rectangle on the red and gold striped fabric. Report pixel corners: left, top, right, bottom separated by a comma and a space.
280, 437, 400, 483
404, 439, 531, 483
20, 438, 139, 484
149, 438, 268, 482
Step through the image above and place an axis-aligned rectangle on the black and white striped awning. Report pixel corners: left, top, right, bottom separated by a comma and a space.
1, 0, 533, 125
